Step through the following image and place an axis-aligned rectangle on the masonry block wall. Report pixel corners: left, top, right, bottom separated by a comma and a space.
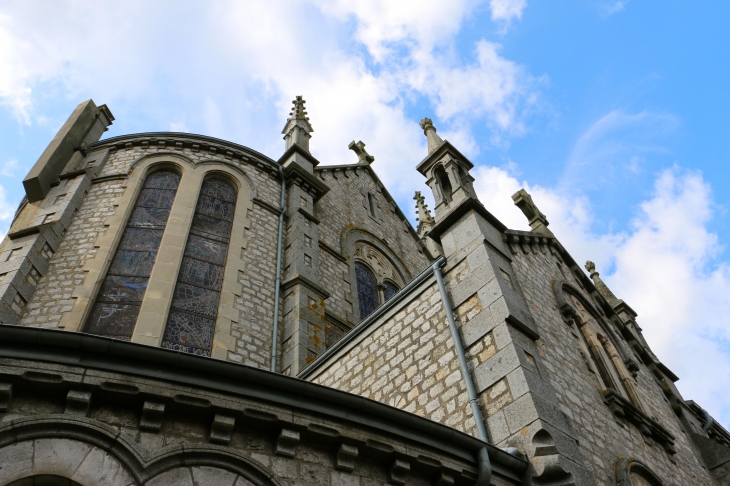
315, 164, 430, 324
505, 234, 714, 486
4, 137, 284, 370
307, 273, 479, 437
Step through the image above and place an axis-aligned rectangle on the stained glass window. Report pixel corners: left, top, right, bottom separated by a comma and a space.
161, 178, 237, 357
356, 262, 379, 319
85, 170, 181, 340
383, 281, 399, 302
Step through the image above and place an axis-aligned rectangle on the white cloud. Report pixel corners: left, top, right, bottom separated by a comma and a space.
489, 0, 527, 23
0, 0, 538, 216
471, 161, 730, 425
0, 159, 20, 177
602, 1, 629, 17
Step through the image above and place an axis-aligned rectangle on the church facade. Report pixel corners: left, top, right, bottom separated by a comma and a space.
0, 98, 728, 485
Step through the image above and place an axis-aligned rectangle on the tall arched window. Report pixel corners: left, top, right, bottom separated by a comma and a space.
356, 262, 379, 319
85, 169, 181, 340
383, 281, 399, 302
161, 178, 237, 356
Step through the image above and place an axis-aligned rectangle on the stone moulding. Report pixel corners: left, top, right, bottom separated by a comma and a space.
602, 389, 677, 456
0, 323, 528, 482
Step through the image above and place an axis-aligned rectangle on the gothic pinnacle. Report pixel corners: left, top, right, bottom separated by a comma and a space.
419, 117, 444, 154
414, 191, 435, 235
282, 95, 314, 151
585, 260, 621, 307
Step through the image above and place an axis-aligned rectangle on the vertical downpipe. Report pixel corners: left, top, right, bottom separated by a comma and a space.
270, 165, 286, 372
432, 260, 492, 486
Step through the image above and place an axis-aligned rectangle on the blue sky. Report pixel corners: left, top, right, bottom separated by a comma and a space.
1, 0, 729, 425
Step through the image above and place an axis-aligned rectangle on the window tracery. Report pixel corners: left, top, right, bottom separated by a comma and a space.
354, 242, 402, 319
85, 169, 181, 340
161, 178, 237, 356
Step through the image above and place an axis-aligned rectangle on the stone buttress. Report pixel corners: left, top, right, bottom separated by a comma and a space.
416, 118, 595, 485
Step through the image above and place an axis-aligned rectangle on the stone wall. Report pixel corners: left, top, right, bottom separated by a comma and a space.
0, 328, 526, 486
508, 237, 714, 486
6, 137, 285, 369
308, 272, 479, 437
315, 164, 430, 324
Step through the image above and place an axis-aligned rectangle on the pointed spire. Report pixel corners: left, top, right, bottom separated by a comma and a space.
420, 117, 444, 154
512, 189, 553, 236
282, 95, 314, 152
348, 140, 375, 165
585, 261, 621, 307
414, 191, 435, 235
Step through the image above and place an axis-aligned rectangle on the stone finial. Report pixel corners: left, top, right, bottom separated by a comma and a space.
414, 191, 435, 235
420, 117, 444, 154
348, 140, 374, 164
585, 261, 621, 307
512, 189, 552, 236
282, 95, 314, 151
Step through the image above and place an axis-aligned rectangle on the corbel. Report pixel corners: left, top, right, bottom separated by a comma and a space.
0, 383, 12, 412
275, 428, 300, 457
139, 401, 165, 433
64, 389, 92, 416
335, 443, 358, 471
209, 414, 236, 444
389, 459, 410, 485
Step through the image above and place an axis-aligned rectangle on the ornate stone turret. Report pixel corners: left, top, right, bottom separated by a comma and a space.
415, 118, 477, 220
585, 260, 621, 307
420, 117, 444, 154
282, 96, 314, 152
348, 140, 374, 165
512, 189, 553, 236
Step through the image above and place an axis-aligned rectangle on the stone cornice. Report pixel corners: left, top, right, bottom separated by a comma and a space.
282, 162, 330, 200
415, 140, 474, 176
0, 324, 528, 479
428, 197, 508, 240
90, 132, 279, 174
315, 163, 423, 252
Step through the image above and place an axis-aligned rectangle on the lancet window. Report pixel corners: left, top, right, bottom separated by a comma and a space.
161, 178, 237, 356
85, 169, 181, 340
569, 293, 646, 411
354, 242, 402, 320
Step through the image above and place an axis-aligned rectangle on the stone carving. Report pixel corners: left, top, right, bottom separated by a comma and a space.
512, 188, 552, 236
209, 414, 236, 444
420, 117, 444, 153
414, 191, 435, 235
348, 140, 375, 164
0, 383, 12, 412
275, 428, 300, 457
139, 401, 165, 433
389, 458, 411, 485
353, 242, 400, 285
335, 443, 358, 471
64, 389, 91, 416
585, 260, 621, 307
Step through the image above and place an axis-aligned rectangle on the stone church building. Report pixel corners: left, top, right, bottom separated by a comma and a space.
0, 98, 728, 485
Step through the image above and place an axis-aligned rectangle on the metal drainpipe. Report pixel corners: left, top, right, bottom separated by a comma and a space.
432, 260, 492, 485
270, 164, 286, 372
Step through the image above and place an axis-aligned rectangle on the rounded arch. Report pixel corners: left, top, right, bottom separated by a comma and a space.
552, 280, 626, 353
7, 476, 83, 486
616, 458, 664, 486
0, 416, 283, 486
341, 229, 411, 322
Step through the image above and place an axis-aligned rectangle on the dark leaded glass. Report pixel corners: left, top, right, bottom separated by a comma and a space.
356, 262, 379, 319
85, 170, 180, 340
383, 282, 399, 302
162, 178, 237, 357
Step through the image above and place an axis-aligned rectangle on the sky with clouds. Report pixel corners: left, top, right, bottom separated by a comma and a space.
1, 0, 729, 425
